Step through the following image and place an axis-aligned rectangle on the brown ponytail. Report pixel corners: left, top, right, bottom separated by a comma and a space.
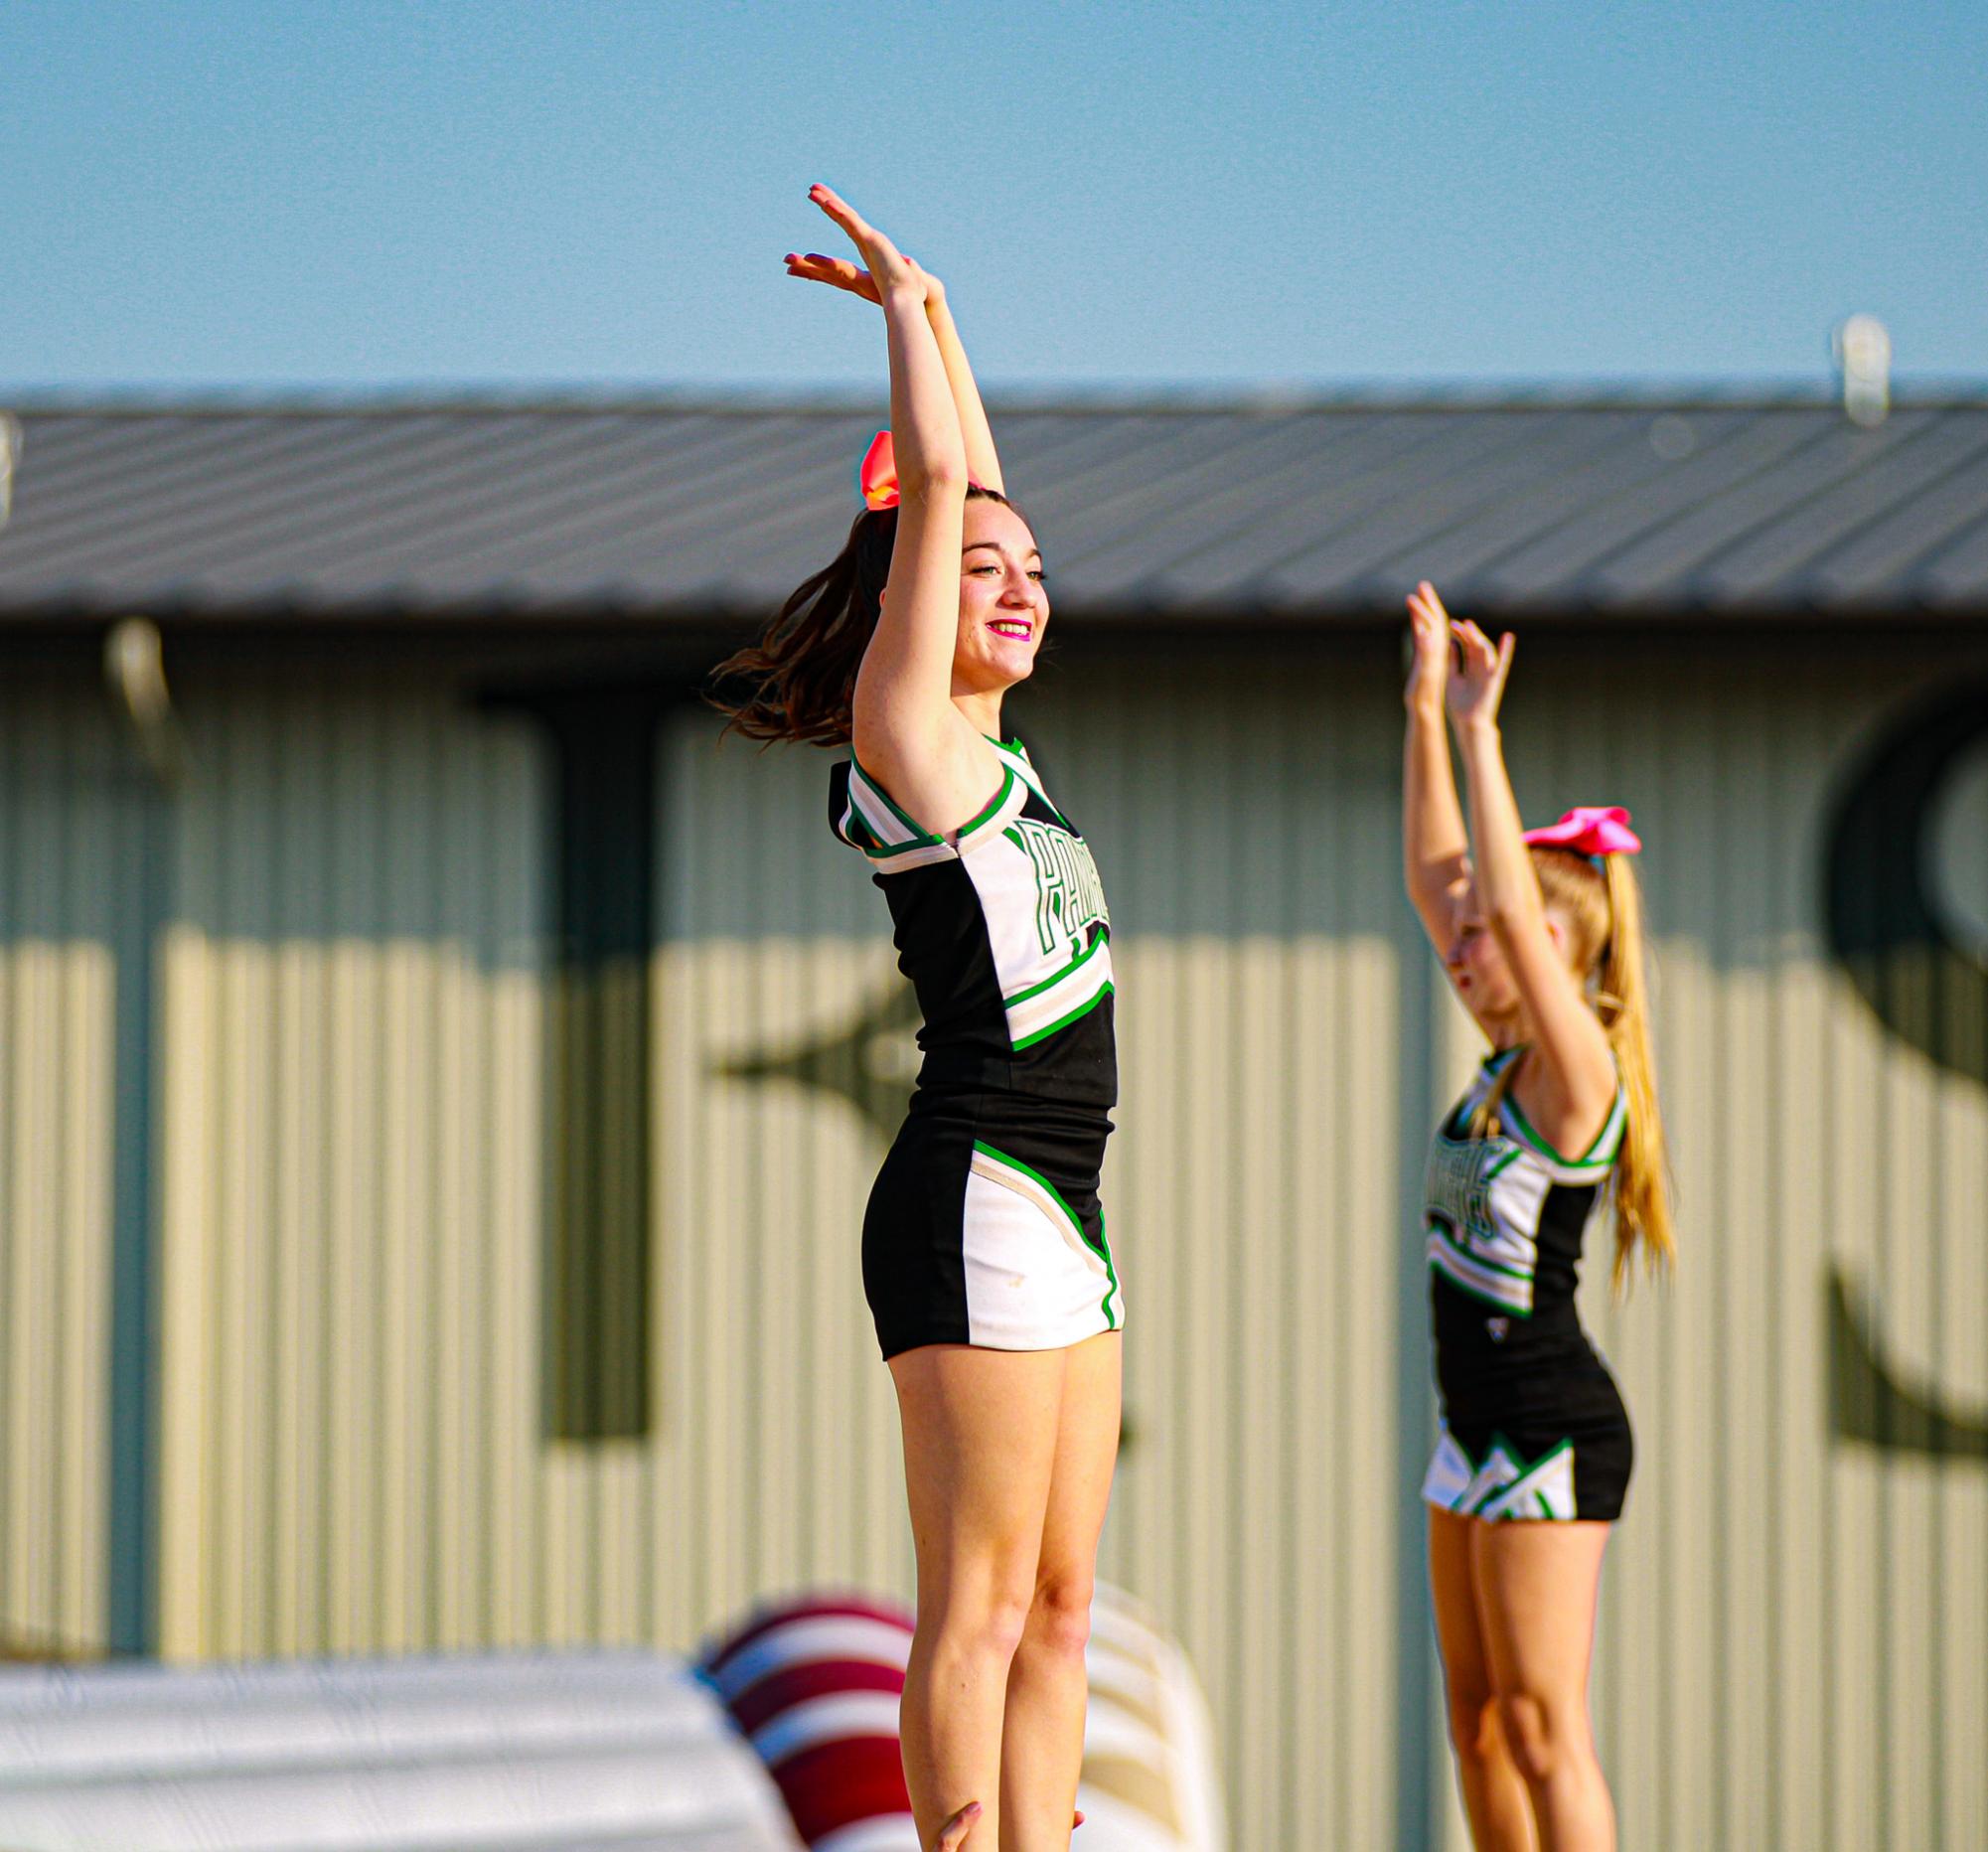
708, 485, 1020, 747
708, 503, 896, 746
1529, 848, 1678, 1290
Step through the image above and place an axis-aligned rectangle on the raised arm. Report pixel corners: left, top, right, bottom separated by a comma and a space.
783, 249, 1002, 491
922, 280, 1002, 493
1444, 608, 1617, 1140
1403, 580, 1469, 953
802, 186, 995, 833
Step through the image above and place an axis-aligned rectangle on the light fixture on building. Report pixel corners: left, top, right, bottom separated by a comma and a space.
104, 615, 188, 784
0, 414, 18, 530
1832, 315, 1892, 428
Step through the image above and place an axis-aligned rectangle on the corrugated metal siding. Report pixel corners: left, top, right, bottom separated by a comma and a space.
1430, 644, 1988, 1852
665, 656, 1414, 1849
0, 678, 119, 1657
131, 657, 1411, 1845
5, 630, 1986, 1849
154, 669, 552, 1661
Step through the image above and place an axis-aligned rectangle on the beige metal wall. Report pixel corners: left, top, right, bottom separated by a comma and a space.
3, 632, 1985, 1849
0, 678, 118, 1658
1509, 647, 1988, 1852
152, 667, 552, 1661
666, 653, 1412, 1848
116, 652, 1409, 1843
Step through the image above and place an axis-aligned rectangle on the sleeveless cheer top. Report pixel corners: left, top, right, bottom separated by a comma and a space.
829, 735, 1116, 1115
1426, 1045, 1627, 1401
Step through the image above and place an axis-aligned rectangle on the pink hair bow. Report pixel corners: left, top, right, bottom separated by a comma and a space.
856, 429, 983, 510
1523, 806, 1642, 858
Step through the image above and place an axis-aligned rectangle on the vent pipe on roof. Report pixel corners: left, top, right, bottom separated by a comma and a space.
1832, 315, 1891, 427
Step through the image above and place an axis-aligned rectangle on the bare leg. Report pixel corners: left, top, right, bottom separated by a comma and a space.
1472, 1520, 1616, 1852
999, 1332, 1121, 1849
1430, 1506, 1539, 1851
891, 1343, 1067, 1849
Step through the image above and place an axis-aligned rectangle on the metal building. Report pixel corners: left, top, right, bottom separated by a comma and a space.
1, 396, 1985, 1849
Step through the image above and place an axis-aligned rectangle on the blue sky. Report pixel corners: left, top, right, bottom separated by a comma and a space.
4, 0, 1983, 395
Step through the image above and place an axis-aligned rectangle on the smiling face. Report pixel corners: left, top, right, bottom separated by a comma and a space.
951, 496, 1048, 695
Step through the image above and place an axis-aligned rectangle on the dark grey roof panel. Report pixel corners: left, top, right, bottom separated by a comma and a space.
1919, 511, 1988, 597
1466, 409, 1827, 604
2, 399, 1985, 624
1256, 410, 1645, 603
1580, 412, 1934, 602
1363, 409, 1763, 599
1697, 416, 1988, 602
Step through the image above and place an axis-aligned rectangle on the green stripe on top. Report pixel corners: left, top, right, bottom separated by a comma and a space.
954, 766, 1019, 850
1427, 1217, 1533, 1282
1428, 1240, 1535, 1314
834, 795, 874, 850
987, 737, 1065, 822
1002, 928, 1109, 1007
1501, 1085, 1627, 1168
849, 758, 941, 846
1009, 981, 1114, 1052
862, 833, 950, 861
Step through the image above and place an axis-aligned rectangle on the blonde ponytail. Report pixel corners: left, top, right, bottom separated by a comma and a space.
1527, 848, 1677, 1291
1598, 852, 1676, 1289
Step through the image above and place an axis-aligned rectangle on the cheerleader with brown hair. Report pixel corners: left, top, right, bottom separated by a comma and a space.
714, 188, 1119, 1851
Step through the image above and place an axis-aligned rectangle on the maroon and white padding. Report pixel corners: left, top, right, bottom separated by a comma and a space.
703, 1593, 919, 1851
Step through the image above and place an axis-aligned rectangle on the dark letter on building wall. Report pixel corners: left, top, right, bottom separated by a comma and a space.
1823, 678, 1988, 1459
496, 686, 676, 1443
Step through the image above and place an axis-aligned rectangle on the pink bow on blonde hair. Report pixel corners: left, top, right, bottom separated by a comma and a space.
1523, 806, 1642, 858
857, 430, 984, 511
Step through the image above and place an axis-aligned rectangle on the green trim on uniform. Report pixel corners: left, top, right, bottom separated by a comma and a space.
1092, 1208, 1123, 1328
1003, 928, 1109, 1007
954, 766, 1019, 849
972, 1139, 1122, 1328
1428, 1217, 1532, 1282
849, 758, 942, 845
1009, 981, 1115, 1052
1505, 1436, 1576, 1503
1428, 1250, 1537, 1317
973, 1140, 1081, 1227
862, 831, 948, 861
988, 737, 1067, 824
834, 796, 877, 851
1449, 1429, 1576, 1518
1484, 1043, 1626, 1168
1500, 1086, 1625, 1168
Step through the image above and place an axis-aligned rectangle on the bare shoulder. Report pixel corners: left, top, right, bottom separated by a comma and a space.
852, 710, 1001, 841
1507, 1024, 1618, 1160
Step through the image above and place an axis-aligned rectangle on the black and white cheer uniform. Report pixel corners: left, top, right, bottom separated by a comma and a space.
1422, 1046, 1633, 1522
830, 735, 1122, 1360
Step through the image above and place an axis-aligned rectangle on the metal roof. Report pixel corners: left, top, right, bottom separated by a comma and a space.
1, 396, 1985, 625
